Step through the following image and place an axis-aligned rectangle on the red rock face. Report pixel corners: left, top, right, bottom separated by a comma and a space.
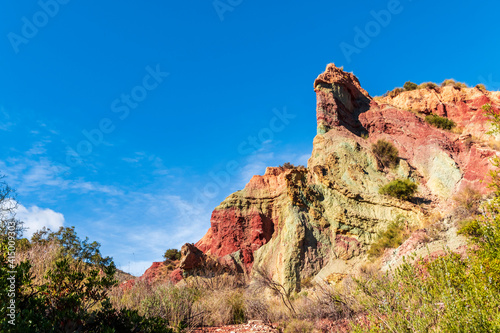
192, 167, 292, 272
195, 207, 276, 272
139, 261, 167, 284
196, 208, 274, 258
170, 268, 183, 283
359, 102, 497, 194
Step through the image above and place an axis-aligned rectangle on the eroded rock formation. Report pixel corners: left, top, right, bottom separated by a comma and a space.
141, 64, 499, 291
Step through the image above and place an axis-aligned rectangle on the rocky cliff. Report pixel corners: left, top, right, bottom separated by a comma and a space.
158, 64, 500, 291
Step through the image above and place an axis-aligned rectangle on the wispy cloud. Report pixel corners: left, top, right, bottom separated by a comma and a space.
0, 155, 123, 198
121, 151, 170, 176
0, 107, 15, 131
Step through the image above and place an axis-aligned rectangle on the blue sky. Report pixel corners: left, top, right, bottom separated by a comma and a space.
0, 0, 499, 275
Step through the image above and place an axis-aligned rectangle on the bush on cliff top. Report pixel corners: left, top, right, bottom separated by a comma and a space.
441, 78, 468, 89
379, 179, 417, 201
403, 81, 418, 91
425, 113, 456, 130
371, 139, 399, 169
164, 248, 181, 261
418, 81, 438, 90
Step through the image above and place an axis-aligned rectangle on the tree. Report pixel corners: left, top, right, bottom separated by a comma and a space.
164, 248, 181, 261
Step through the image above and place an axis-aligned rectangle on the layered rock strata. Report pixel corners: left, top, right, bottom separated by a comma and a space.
165, 64, 499, 291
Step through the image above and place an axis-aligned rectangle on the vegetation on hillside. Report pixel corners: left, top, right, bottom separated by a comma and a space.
371, 139, 399, 169
164, 248, 181, 261
0, 193, 172, 332
384, 78, 469, 98
379, 179, 418, 200
279, 162, 306, 169
349, 104, 500, 331
368, 216, 409, 259
425, 113, 456, 130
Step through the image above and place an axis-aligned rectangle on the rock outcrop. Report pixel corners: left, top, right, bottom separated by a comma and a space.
378, 86, 500, 141
167, 64, 499, 291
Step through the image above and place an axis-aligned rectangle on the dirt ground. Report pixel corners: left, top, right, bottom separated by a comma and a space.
192, 320, 279, 333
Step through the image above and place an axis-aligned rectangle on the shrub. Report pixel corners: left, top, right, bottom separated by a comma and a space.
379, 179, 417, 200
403, 81, 418, 91
453, 185, 482, 216
280, 162, 295, 169
425, 113, 456, 130
440, 78, 457, 87
140, 283, 200, 330
164, 248, 181, 261
368, 217, 408, 258
441, 79, 467, 89
483, 103, 500, 135
418, 82, 438, 90
386, 87, 404, 98
371, 139, 399, 169
476, 83, 487, 91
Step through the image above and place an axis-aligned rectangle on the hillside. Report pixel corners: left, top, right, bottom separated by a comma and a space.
134, 64, 499, 293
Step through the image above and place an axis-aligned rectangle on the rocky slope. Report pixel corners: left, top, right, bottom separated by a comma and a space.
140, 64, 500, 290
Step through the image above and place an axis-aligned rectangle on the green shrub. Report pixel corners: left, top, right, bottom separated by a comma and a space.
164, 248, 181, 261
403, 81, 418, 91
483, 103, 500, 135
417, 82, 438, 90
379, 179, 417, 200
476, 83, 487, 91
227, 291, 246, 324
368, 217, 407, 258
371, 139, 399, 169
425, 113, 456, 130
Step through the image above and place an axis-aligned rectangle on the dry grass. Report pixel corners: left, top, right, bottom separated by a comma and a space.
284, 319, 315, 333
16, 241, 61, 285
194, 289, 246, 326
452, 185, 483, 221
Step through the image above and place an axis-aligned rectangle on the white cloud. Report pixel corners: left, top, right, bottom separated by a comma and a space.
16, 204, 65, 239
